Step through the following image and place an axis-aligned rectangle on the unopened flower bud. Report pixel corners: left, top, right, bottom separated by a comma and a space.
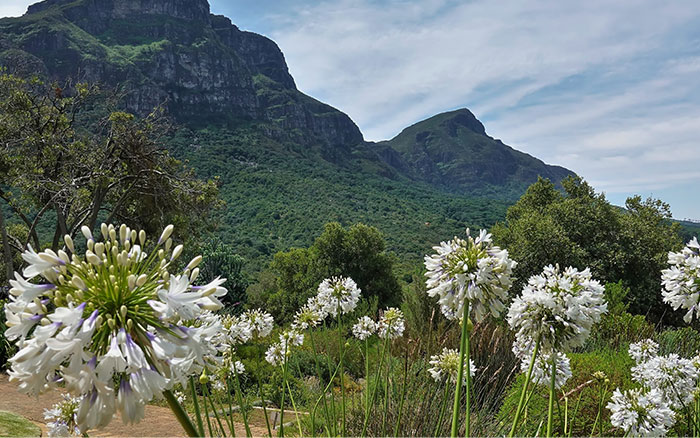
81, 225, 93, 240
109, 228, 117, 242
186, 255, 203, 271
136, 274, 148, 287
41, 317, 51, 326
190, 268, 200, 283
128, 275, 136, 291
64, 235, 75, 253
159, 224, 174, 245
101, 223, 109, 240
158, 249, 165, 260
58, 250, 70, 264
119, 224, 127, 243
120, 305, 128, 319
87, 239, 94, 251
96, 315, 103, 328
94, 242, 105, 258
139, 230, 146, 246
199, 371, 209, 384
108, 318, 116, 330
171, 245, 183, 261
165, 238, 172, 252
72, 277, 87, 291
127, 319, 134, 330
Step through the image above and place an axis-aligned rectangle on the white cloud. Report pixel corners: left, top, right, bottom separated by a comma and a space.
0, 1, 32, 17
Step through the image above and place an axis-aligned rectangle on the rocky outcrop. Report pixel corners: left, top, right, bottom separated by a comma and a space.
0, 0, 362, 148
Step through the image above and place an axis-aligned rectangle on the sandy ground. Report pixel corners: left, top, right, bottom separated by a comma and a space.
0, 374, 268, 437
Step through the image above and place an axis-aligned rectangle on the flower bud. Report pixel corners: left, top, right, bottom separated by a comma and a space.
186, 255, 203, 271
159, 225, 174, 245
41, 317, 51, 326
87, 239, 95, 251
72, 277, 87, 291
128, 275, 136, 291
108, 318, 116, 330
119, 224, 128, 244
199, 371, 209, 384
81, 225, 93, 240
120, 305, 128, 319
109, 228, 117, 242
165, 238, 172, 252
171, 245, 183, 261
95, 315, 103, 328
124, 240, 131, 251
127, 319, 134, 330
158, 249, 165, 260
94, 242, 105, 258
64, 235, 75, 253
139, 230, 146, 246
136, 274, 148, 287
101, 223, 109, 240
190, 268, 200, 283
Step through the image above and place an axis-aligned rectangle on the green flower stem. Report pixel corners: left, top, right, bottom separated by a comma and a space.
434, 381, 451, 437
450, 301, 470, 438
285, 379, 304, 437
201, 383, 215, 437
189, 376, 205, 436
163, 389, 199, 437
323, 321, 338, 436
279, 343, 290, 438
394, 348, 410, 437
309, 330, 331, 436
232, 364, 253, 438
338, 309, 347, 437
312, 351, 345, 437
365, 338, 370, 416
203, 383, 227, 436
256, 377, 273, 438
381, 342, 393, 436
508, 338, 541, 438
225, 379, 238, 437
568, 389, 584, 438
361, 328, 392, 437
465, 316, 472, 438
546, 356, 557, 438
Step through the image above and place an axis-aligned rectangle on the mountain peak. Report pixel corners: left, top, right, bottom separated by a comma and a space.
27, 0, 211, 22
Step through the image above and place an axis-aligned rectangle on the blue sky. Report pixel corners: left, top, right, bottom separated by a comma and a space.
3, 0, 700, 220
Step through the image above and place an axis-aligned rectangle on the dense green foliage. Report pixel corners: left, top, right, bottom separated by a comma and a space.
0, 411, 41, 437
492, 176, 683, 322
197, 241, 249, 314
247, 223, 401, 322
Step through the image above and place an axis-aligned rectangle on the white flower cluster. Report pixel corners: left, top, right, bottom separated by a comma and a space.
428, 348, 475, 385
628, 339, 659, 364
4, 224, 228, 431
316, 277, 361, 317
424, 229, 516, 322
265, 330, 304, 366
352, 316, 377, 340
661, 237, 700, 323
629, 342, 699, 409
512, 337, 571, 389
607, 388, 675, 436
507, 265, 607, 352
377, 307, 405, 339
44, 394, 82, 437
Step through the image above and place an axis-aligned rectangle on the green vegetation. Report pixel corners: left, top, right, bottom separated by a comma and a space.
0, 411, 41, 437
492, 176, 683, 322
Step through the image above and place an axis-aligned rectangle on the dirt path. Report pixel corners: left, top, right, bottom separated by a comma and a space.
0, 375, 268, 437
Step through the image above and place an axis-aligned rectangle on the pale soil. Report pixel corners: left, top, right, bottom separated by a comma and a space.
0, 374, 268, 437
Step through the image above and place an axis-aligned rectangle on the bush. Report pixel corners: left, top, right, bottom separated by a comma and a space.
656, 326, 700, 358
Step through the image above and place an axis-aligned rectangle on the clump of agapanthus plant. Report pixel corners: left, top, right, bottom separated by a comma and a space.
424, 228, 516, 437
607, 388, 675, 436
4, 223, 226, 436
662, 237, 700, 323
506, 265, 606, 438
44, 394, 82, 437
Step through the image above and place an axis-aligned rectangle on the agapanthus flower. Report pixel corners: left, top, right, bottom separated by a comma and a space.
632, 353, 698, 409
661, 237, 700, 323
316, 277, 361, 317
174, 390, 187, 404
4, 224, 227, 432
425, 229, 516, 322
232, 360, 245, 376
44, 394, 82, 437
512, 337, 571, 389
292, 298, 325, 330
507, 265, 607, 352
377, 307, 405, 339
265, 330, 304, 366
352, 316, 377, 340
244, 309, 274, 338
628, 339, 659, 364
428, 348, 475, 385
607, 388, 675, 436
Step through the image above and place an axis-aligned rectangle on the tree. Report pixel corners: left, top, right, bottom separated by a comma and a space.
492, 176, 683, 322
249, 222, 402, 323
0, 73, 220, 283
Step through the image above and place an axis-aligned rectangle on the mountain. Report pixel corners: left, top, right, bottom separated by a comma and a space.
0, 0, 575, 268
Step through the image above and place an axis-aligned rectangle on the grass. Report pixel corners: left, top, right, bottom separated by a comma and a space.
0, 411, 41, 437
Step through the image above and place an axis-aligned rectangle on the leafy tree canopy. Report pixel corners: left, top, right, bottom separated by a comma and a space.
248, 222, 402, 323
492, 176, 683, 323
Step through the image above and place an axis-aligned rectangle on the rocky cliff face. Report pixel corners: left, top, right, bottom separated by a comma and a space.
0, 0, 363, 148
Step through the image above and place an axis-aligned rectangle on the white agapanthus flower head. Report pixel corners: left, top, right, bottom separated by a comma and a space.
292, 297, 326, 330
316, 277, 361, 317
4, 223, 227, 432
44, 394, 82, 437
607, 388, 675, 436
265, 330, 304, 366
632, 353, 699, 409
424, 229, 516, 322
661, 238, 700, 323
507, 265, 607, 352
244, 309, 274, 339
377, 307, 405, 339
428, 347, 475, 385
512, 337, 572, 389
352, 316, 377, 340
629, 339, 659, 364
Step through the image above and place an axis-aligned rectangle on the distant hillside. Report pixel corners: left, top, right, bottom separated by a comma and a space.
0, 0, 575, 269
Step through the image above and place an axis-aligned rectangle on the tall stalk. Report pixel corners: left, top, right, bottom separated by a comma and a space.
381, 342, 393, 436
163, 389, 199, 437
337, 307, 347, 437
361, 327, 392, 437
546, 356, 557, 438
508, 338, 541, 438
394, 348, 410, 437
309, 329, 332, 436
189, 376, 205, 436
233, 363, 253, 438
450, 301, 470, 438
278, 344, 290, 438
434, 381, 451, 437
